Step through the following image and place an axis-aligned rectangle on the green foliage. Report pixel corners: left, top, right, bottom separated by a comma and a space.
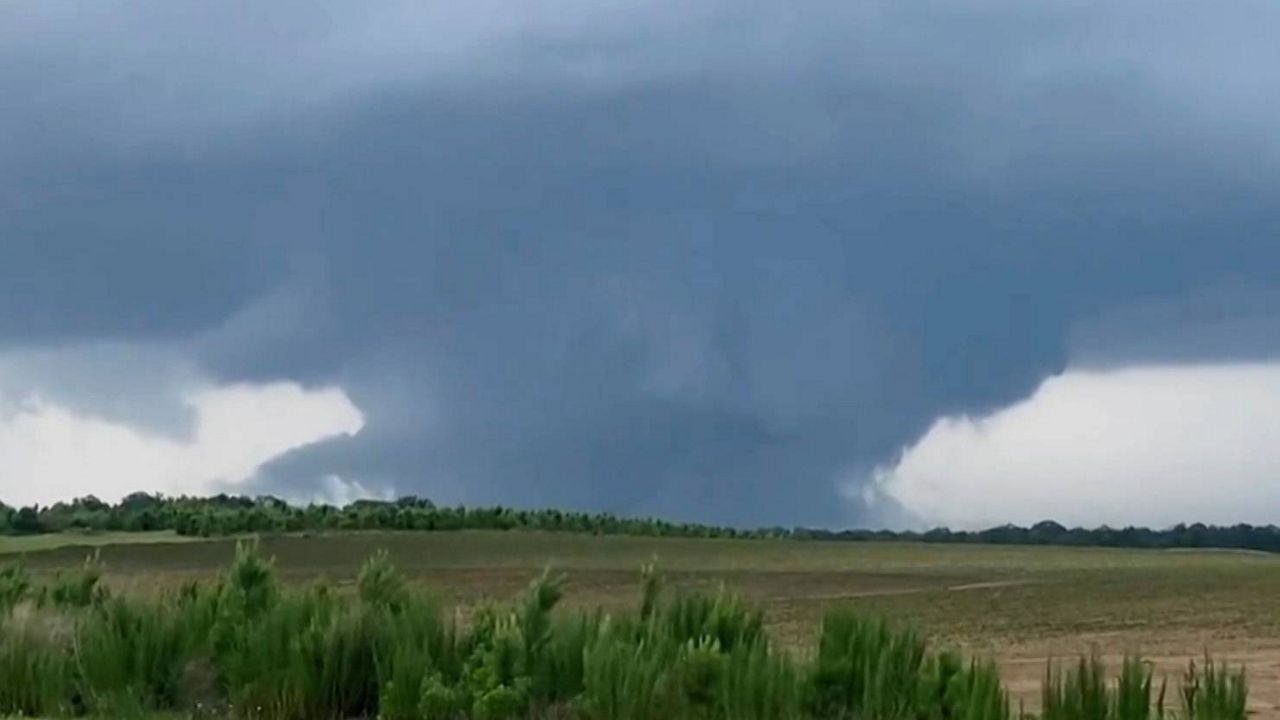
373, 554, 466, 719
717, 637, 802, 720
925, 655, 1011, 720
0, 607, 76, 717
1115, 655, 1164, 720
358, 548, 408, 611
0, 549, 1256, 719
472, 680, 530, 720
419, 671, 465, 718
1044, 654, 1109, 720
221, 539, 278, 618
1181, 656, 1247, 720
46, 550, 108, 608
576, 624, 680, 720
379, 641, 433, 720
7, 492, 763, 543
640, 558, 662, 621
1043, 654, 1170, 720
811, 610, 927, 718
676, 637, 723, 711
11, 505, 44, 534
0, 562, 30, 614
74, 595, 198, 715
215, 585, 389, 720
18, 490, 1280, 554
661, 588, 764, 652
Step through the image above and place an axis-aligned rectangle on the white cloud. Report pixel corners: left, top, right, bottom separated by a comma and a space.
0, 381, 363, 508
872, 363, 1280, 529
307, 475, 394, 507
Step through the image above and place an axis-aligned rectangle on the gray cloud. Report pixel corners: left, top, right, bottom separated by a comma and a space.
1069, 283, 1280, 368
3, 0, 1280, 524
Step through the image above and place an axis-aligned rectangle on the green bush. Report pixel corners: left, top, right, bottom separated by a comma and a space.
358, 548, 407, 611
420, 671, 465, 718
221, 539, 278, 618
74, 595, 196, 714
0, 607, 76, 717
0, 562, 30, 614
1043, 654, 1172, 720
925, 654, 1011, 720
1043, 654, 1109, 720
661, 588, 764, 652
0, 550, 1256, 720
577, 625, 680, 720
717, 637, 802, 720
1181, 656, 1247, 720
810, 610, 927, 718
46, 551, 108, 609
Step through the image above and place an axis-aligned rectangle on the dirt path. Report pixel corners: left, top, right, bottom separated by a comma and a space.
783, 578, 1036, 602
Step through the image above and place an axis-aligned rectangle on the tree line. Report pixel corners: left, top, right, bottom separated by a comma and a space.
3, 493, 1280, 553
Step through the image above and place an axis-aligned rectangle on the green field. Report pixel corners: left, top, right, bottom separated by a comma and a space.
0, 530, 202, 555
6, 530, 1280, 715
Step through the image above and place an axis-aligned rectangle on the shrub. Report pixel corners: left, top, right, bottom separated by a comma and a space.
74, 595, 196, 714
577, 625, 680, 720
0, 547, 1254, 720
810, 610, 927, 718
1182, 655, 1247, 720
420, 671, 465, 718
358, 549, 407, 611
221, 539, 278, 618
639, 559, 661, 621
717, 638, 802, 720
0, 606, 75, 717
1043, 654, 1166, 720
46, 551, 108, 609
1043, 654, 1109, 720
0, 562, 30, 614
919, 653, 1010, 720
661, 588, 764, 653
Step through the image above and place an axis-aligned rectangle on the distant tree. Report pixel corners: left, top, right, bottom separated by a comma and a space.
72, 495, 109, 513
395, 495, 435, 510
256, 495, 289, 511
9, 489, 1280, 553
1028, 520, 1066, 545
12, 506, 45, 534
120, 491, 162, 513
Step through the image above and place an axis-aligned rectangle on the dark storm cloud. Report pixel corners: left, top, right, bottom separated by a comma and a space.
3, 0, 1280, 524
1069, 284, 1280, 369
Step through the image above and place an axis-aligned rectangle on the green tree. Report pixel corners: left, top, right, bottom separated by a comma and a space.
11, 506, 44, 534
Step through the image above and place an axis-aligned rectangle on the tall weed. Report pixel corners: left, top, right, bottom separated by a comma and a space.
0, 562, 30, 614
1182, 656, 1247, 720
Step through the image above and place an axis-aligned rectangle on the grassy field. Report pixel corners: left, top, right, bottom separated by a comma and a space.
8, 530, 1280, 715
0, 530, 202, 555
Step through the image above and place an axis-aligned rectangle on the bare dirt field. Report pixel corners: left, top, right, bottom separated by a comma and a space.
8, 530, 1280, 715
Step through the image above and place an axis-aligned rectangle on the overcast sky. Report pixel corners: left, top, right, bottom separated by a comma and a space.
3, 1, 1280, 528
